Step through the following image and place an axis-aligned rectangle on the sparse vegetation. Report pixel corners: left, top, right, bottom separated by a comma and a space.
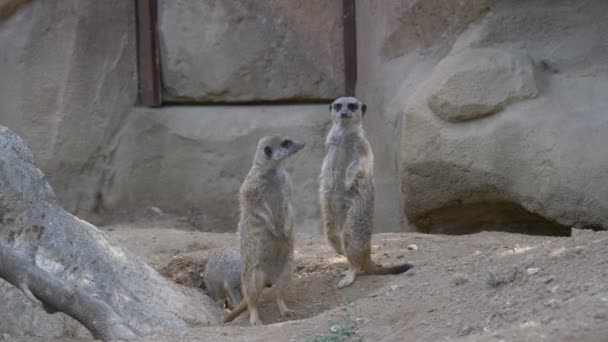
304, 298, 363, 342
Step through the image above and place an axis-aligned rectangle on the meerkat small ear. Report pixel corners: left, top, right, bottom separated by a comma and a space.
264, 146, 272, 159
362, 104, 367, 116
329, 103, 332, 112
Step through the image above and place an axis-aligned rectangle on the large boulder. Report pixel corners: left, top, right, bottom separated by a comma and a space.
158, 0, 344, 102
0, 126, 221, 339
427, 48, 539, 122
400, 0, 608, 234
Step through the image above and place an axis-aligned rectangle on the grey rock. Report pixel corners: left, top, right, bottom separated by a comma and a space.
100, 105, 328, 234
158, 0, 344, 102
0, 126, 221, 338
399, 0, 608, 234
427, 48, 539, 122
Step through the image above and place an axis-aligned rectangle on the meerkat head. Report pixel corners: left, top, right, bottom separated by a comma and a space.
254, 135, 305, 167
329, 96, 367, 125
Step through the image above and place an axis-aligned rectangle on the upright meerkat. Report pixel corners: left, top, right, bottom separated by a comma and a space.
224, 135, 305, 326
320, 96, 413, 288
203, 247, 242, 310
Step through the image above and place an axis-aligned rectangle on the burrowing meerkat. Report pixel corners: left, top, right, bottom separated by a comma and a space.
320, 96, 413, 288
203, 247, 242, 310
224, 135, 305, 326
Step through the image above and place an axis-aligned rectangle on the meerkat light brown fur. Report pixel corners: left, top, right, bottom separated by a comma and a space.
320, 96, 413, 288
203, 247, 242, 310
224, 135, 305, 326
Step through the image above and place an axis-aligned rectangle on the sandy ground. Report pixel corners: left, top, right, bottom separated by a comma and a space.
6, 214, 608, 342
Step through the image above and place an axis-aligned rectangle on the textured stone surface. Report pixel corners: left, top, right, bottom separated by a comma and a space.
100, 105, 329, 234
0, 127, 221, 338
399, 0, 608, 233
158, 0, 345, 102
355, 0, 491, 231
0, 0, 137, 218
0, 264, 90, 340
0, 1, 338, 233
2, 0, 607, 239
427, 48, 539, 122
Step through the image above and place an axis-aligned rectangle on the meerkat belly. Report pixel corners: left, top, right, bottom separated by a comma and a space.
321, 147, 351, 193
257, 238, 291, 281
322, 147, 356, 228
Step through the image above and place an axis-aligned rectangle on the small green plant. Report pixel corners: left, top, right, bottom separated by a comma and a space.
487, 266, 522, 288
304, 297, 363, 342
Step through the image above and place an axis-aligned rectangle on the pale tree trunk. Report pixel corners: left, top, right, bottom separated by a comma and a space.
0, 126, 220, 341
0, 242, 140, 341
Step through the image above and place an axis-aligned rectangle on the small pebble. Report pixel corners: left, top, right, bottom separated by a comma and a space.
329, 323, 342, 333
526, 267, 540, 275
407, 244, 419, 251
457, 325, 474, 337
545, 298, 561, 309
451, 273, 470, 286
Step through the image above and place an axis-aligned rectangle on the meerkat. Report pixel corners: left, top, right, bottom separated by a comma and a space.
224, 135, 305, 326
203, 247, 242, 310
320, 96, 413, 289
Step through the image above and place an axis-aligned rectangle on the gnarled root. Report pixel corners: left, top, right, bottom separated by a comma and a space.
0, 242, 141, 341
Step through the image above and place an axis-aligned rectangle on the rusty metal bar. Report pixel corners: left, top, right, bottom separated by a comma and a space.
343, 0, 357, 96
135, 0, 162, 107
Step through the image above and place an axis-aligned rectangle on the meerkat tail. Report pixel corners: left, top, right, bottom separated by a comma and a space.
223, 300, 248, 323
363, 261, 413, 275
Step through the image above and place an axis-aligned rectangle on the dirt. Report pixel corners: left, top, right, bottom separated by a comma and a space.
8, 214, 608, 342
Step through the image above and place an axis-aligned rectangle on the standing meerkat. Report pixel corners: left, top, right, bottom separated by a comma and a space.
203, 247, 242, 310
224, 135, 305, 326
320, 96, 413, 288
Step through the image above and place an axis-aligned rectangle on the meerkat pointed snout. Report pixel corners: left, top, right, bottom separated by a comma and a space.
320, 97, 413, 289
224, 135, 304, 326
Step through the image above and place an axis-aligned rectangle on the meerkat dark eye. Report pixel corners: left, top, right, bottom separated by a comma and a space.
280, 140, 293, 148
333, 103, 342, 112
264, 146, 272, 159
347, 103, 358, 111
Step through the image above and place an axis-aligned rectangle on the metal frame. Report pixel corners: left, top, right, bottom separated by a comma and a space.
135, 0, 162, 106
343, 0, 357, 96
134, 0, 357, 107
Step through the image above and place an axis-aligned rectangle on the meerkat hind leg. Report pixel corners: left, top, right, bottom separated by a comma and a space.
243, 268, 265, 326
275, 264, 295, 317
322, 198, 344, 255
337, 216, 371, 289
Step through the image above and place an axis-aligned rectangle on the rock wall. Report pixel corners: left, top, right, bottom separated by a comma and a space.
158, 0, 344, 103
355, 0, 608, 234
99, 105, 328, 233
357, 0, 608, 234
354, 0, 490, 231
394, 0, 608, 233
2, 0, 605, 237
0, 1, 329, 234
0, 0, 137, 217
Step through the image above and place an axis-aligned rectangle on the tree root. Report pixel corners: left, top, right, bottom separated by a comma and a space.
0, 242, 141, 341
